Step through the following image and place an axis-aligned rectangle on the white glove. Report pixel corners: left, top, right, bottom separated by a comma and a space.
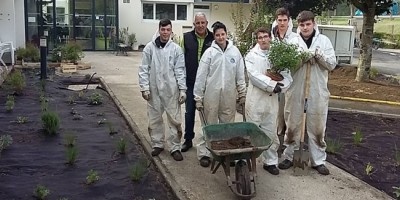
314, 48, 324, 61
195, 100, 203, 111
238, 96, 246, 105
141, 91, 150, 101
178, 90, 186, 104
306, 49, 317, 65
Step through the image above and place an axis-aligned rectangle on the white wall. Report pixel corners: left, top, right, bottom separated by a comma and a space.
15, 0, 25, 48
209, 2, 251, 37
0, 0, 16, 45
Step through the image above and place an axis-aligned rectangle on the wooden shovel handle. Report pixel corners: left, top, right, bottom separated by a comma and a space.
300, 62, 311, 143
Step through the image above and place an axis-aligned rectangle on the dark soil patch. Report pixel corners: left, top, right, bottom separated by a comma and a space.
326, 110, 400, 199
0, 69, 177, 200
211, 136, 253, 150
328, 66, 400, 102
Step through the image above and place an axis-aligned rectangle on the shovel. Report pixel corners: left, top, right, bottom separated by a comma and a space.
293, 62, 311, 176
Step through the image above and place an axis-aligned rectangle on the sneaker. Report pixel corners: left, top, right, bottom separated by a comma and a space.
199, 156, 211, 167
171, 151, 183, 161
181, 141, 193, 152
278, 159, 293, 170
263, 164, 280, 175
151, 147, 164, 156
312, 164, 330, 175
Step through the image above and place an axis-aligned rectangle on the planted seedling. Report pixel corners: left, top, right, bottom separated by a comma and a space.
33, 185, 50, 200
6, 70, 25, 94
68, 95, 75, 105
39, 79, 46, 92
0, 135, 13, 153
326, 137, 342, 154
89, 92, 103, 105
108, 122, 117, 135
393, 186, 400, 198
86, 169, 100, 185
66, 146, 78, 165
130, 159, 148, 182
98, 118, 107, 125
5, 95, 15, 112
395, 143, 400, 167
352, 127, 363, 146
117, 137, 127, 154
41, 111, 60, 135
78, 90, 85, 100
365, 162, 374, 176
16, 116, 29, 124
64, 133, 76, 147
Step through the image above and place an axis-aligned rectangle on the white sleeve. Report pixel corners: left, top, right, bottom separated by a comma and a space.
245, 52, 277, 93
138, 45, 151, 92
174, 46, 187, 91
193, 49, 211, 102
316, 36, 337, 71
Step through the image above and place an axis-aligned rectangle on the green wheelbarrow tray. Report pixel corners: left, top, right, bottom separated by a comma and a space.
203, 121, 272, 200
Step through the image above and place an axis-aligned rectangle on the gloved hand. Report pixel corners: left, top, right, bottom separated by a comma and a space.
302, 49, 316, 65
273, 83, 284, 94
238, 96, 246, 105
314, 48, 324, 61
178, 90, 186, 104
195, 100, 204, 111
141, 91, 150, 101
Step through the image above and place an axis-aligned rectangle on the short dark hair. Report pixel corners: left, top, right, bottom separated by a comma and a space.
159, 19, 172, 28
296, 11, 315, 23
275, 8, 290, 19
255, 27, 270, 37
211, 21, 227, 34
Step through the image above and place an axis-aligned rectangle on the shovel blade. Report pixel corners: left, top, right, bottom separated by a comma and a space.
293, 149, 310, 176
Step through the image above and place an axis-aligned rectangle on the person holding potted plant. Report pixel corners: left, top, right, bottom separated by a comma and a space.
245, 27, 293, 175
194, 21, 246, 167
278, 11, 337, 175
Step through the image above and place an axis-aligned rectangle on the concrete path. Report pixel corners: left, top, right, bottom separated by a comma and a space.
80, 51, 394, 200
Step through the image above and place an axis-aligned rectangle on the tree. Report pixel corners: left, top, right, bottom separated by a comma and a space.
349, 0, 393, 82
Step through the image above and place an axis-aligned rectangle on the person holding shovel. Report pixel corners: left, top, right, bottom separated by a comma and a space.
245, 27, 293, 175
278, 11, 337, 175
194, 21, 247, 167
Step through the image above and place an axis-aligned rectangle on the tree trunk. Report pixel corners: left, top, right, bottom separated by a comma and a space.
355, 4, 375, 82
350, 5, 354, 18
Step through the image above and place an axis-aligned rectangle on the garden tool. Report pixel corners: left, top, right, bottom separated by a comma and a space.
293, 62, 311, 176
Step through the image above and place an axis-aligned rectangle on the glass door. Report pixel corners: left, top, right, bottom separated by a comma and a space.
26, 0, 54, 47
74, 0, 93, 50
105, 0, 117, 50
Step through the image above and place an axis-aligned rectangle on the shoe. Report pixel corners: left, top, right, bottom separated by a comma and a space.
263, 164, 280, 175
278, 159, 293, 170
199, 156, 211, 167
171, 151, 183, 161
181, 141, 193, 152
151, 147, 164, 156
312, 164, 330, 175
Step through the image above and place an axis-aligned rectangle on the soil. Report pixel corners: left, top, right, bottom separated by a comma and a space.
0, 69, 177, 200
328, 66, 400, 102
211, 136, 253, 150
326, 110, 400, 199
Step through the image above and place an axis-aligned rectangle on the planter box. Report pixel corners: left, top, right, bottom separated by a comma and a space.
61, 63, 77, 73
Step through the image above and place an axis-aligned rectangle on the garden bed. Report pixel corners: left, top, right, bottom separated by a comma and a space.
0, 69, 176, 199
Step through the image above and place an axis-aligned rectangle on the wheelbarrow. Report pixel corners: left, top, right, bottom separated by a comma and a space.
200, 109, 272, 200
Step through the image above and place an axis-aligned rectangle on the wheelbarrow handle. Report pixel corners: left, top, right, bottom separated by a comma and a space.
199, 109, 208, 126
241, 103, 246, 122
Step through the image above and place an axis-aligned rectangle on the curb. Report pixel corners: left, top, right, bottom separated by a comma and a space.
99, 77, 188, 200
330, 95, 400, 106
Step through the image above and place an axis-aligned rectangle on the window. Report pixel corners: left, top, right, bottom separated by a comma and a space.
142, 3, 187, 21
123, 0, 130, 3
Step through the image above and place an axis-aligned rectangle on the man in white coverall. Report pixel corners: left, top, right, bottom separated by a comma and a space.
138, 19, 187, 161
245, 27, 293, 175
194, 22, 247, 167
278, 11, 337, 175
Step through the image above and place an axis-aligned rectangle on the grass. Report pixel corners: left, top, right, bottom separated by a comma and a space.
41, 111, 60, 135
5, 70, 26, 94
353, 127, 363, 146
326, 138, 342, 154
5, 95, 15, 112
64, 133, 76, 147
0, 135, 13, 153
86, 169, 100, 185
33, 185, 50, 200
66, 146, 78, 165
130, 159, 148, 182
117, 137, 127, 154
365, 162, 374, 176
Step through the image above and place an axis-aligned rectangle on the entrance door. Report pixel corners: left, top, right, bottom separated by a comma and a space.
75, 0, 93, 50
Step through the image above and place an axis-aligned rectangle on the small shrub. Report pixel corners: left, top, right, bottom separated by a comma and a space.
0, 135, 13, 153
5, 70, 25, 94
365, 162, 374, 176
62, 42, 84, 63
326, 138, 342, 154
15, 47, 26, 61
24, 43, 40, 62
130, 159, 148, 182
50, 45, 63, 62
393, 186, 400, 198
352, 127, 363, 146
89, 92, 103, 105
64, 133, 76, 147
78, 90, 85, 99
108, 122, 117, 135
117, 137, 127, 154
369, 68, 379, 79
5, 95, 15, 112
86, 169, 100, 185
16, 116, 28, 124
41, 111, 60, 135
66, 146, 78, 165
33, 185, 50, 200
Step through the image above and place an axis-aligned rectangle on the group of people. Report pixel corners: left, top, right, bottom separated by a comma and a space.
138, 8, 336, 176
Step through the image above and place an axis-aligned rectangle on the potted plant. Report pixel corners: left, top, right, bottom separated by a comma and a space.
127, 33, 137, 47
267, 40, 309, 81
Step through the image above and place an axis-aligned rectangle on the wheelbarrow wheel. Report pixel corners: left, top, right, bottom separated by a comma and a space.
235, 160, 251, 197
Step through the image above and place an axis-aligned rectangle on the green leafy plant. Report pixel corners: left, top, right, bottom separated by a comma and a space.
16, 116, 29, 124
62, 42, 84, 63
117, 137, 127, 154
89, 92, 103, 105
78, 90, 85, 100
268, 40, 309, 74
41, 111, 60, 135
395, 143, 400, 167
393, 186, 400, 198
66, 146, 78, 165
23, 43, 40, 62
5, 95, 15, 112
353, 127, 363, 146
33, 185, 50, 200
86, 169, 100, 185
5, 70, 26, 94
128, 33, 137, 46
15, 47, 26, 61
326, 138, 342, 154
365, 162, 374, 176
64, 133, 76, 147
50, 45, 63, 62
0, 135, 13, 154
130, 159, 148, 182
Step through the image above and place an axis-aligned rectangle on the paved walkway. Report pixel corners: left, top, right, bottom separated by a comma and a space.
80, 51, 395, 200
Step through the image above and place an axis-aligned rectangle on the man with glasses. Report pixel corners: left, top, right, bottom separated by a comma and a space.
245, 27, 292, 175
180, 13, 214, 152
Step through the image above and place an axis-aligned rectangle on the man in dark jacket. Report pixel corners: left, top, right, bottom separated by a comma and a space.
181, 12, 214, 152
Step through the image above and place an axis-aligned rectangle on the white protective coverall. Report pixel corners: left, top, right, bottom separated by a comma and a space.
245, 44, 292, 166
138, 32, 187, 153
271, 19, 297, 137
194, 40, 247, 160
283, 24, 337, 166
